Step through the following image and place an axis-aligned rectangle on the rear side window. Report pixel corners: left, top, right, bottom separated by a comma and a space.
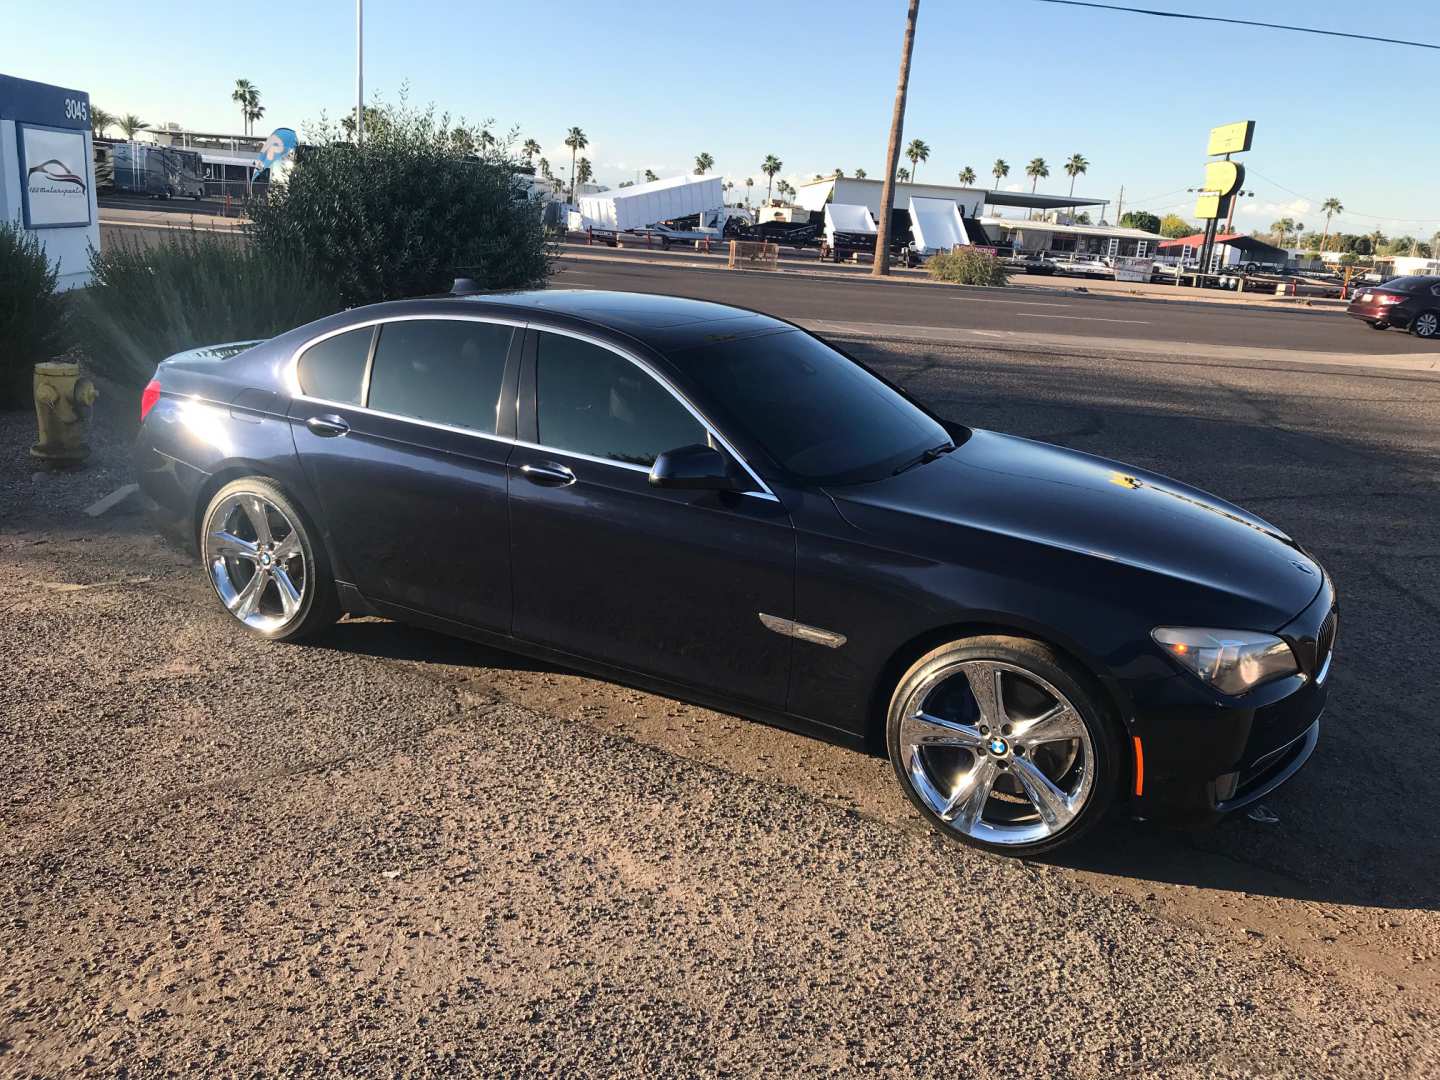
535, 332, 705, 467
296, 327, 372, 404
367, 319, 513, 434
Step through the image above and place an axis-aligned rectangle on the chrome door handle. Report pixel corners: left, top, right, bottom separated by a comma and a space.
305, 414, 350, 437
520, 462, 576, 487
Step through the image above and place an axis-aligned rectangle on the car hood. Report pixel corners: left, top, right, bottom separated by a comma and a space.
826, 430, 1324, 625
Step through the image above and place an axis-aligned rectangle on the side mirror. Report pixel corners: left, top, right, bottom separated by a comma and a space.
648, 444, 738, 490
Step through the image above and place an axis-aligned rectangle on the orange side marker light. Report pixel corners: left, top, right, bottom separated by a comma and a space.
1132, 736, 1145, 797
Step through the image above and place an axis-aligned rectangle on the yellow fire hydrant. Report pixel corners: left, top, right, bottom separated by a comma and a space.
32, 361, 99, 465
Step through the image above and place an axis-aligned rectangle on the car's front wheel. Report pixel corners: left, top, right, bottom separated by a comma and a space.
1410, 311, 1439, 339
200, 478, 338, 641
886, 635, 1121, 855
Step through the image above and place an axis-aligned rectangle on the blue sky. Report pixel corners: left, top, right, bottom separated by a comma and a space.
5, 0, 1439, 234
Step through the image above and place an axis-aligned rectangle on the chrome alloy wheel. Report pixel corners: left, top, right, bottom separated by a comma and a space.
203, 492, 307, 634
1414, 312, 1439, 338
897, 660, 1095, 846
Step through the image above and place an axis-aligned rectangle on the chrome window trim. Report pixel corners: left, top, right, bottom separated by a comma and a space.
287, 313, 781, 503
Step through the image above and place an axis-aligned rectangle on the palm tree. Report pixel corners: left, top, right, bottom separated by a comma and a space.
118, 114, 146, 140
991, 158, 1009, 189
1063, 153, 1089, 197
761, 154, 782, 203
522, 138, 542, 165
564, 126, 588, 201
744, 176, 754, 207
1367, 228, 1387, 253
854, 168, 867, 179
246, 103, 266, 135
1025, 157, 1049, 192
834, 168, 844, 177
873, 0, 919, 278
576, 157, 593, 187
897, 167, 910, 182
694, 152, 714, 175
90, 107, 116, 139
538, 157, 551, 180
644, 169, 659, 183
958, 166, 976, 186
904, 138, 930, 183
232, 79, 255, 135
1318, 197, 1343, 252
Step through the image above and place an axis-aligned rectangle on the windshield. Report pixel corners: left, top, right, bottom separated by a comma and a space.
674, 329, 951, 485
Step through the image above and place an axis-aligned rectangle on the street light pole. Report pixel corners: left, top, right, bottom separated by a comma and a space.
356, 0, 364, 147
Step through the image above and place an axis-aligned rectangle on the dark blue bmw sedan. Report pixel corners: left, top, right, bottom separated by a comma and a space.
134, 289, 1335, 855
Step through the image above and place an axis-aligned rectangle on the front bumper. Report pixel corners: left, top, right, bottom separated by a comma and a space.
1127, 578, 1335, 826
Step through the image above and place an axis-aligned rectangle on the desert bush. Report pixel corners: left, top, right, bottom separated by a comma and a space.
75, 230, 343, 391
0, 222, 67, 407
926, 248, 1008, 287
246, 99, 551, 306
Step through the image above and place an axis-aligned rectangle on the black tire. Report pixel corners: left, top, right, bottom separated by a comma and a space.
1410, 310, 1439, 339
885, 634, 1122, 857
199, 477, 339, 642
1368, 321, 1389, 330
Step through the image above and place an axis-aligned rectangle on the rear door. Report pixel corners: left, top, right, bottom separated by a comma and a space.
507, 327, 795, 709
289, 315, 520, 631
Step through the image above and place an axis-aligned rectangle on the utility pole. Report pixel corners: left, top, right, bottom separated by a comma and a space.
873, 0, 920, 277
355, 0, 365, 147
1115, 184, 1124, 224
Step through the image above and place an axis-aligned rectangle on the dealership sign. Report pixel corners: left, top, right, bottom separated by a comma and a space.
20, 125, 91, 228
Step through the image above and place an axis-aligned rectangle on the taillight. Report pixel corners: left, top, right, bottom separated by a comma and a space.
1378, 293, 1406, 305
139, 378, 162, 422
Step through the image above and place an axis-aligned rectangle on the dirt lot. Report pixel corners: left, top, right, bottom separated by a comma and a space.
3, 339, 1439, 1078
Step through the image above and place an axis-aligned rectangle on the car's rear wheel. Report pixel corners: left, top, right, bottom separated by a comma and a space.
1368, 321, 1389, 330
886, 635, 1120, 856
1411, 311, 1439, 339
200, 478, 338, 641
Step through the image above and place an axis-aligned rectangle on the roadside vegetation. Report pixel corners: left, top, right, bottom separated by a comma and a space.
76, 231, 341, 392
0, 222, 67, 408
247, 99, 550, 307
925, 248, 1008, 287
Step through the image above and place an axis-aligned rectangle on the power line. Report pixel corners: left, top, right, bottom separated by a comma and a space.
1245, 169, 1440, 225
1029, 0, 1440, 50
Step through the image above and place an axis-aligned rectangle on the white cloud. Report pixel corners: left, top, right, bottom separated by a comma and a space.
1237, 197, 1312, 218
1004, 183, 1023, 192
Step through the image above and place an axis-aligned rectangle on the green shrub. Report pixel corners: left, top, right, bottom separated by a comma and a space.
926, 248, 1008, 287
76, 229, 343, 391
246, 100, 551, 306
0, 222, 67, 407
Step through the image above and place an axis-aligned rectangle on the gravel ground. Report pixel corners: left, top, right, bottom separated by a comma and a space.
2, 343, 1439, 1078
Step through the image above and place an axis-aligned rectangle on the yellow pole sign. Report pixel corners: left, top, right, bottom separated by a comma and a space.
1194, 193, 1221, 220
1206, 120, 1255, 156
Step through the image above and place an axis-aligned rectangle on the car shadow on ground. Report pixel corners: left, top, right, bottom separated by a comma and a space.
309, 616, 557, 675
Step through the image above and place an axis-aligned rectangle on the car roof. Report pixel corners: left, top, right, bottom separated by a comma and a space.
455, 289, 794, 352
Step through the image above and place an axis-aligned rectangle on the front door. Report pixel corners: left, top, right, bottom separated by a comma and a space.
507, 328, 795, 710
289, 316, 519, 631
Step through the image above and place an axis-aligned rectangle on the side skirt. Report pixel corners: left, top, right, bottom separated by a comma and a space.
344, 588, 875, 756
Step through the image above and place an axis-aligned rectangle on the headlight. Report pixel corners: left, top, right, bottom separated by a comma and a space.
1151, 627, 1299, 695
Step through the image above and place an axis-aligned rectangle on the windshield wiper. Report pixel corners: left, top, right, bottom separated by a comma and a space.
892, 441, 956, 476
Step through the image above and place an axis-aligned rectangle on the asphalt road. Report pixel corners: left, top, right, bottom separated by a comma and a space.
3, 337, 1439, 1076
553, 256, 1434, 358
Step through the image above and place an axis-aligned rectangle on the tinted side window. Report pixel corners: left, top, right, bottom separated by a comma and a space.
367, 319, 513, 434
535, 333, 705, 467
296, 327, 373, 405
